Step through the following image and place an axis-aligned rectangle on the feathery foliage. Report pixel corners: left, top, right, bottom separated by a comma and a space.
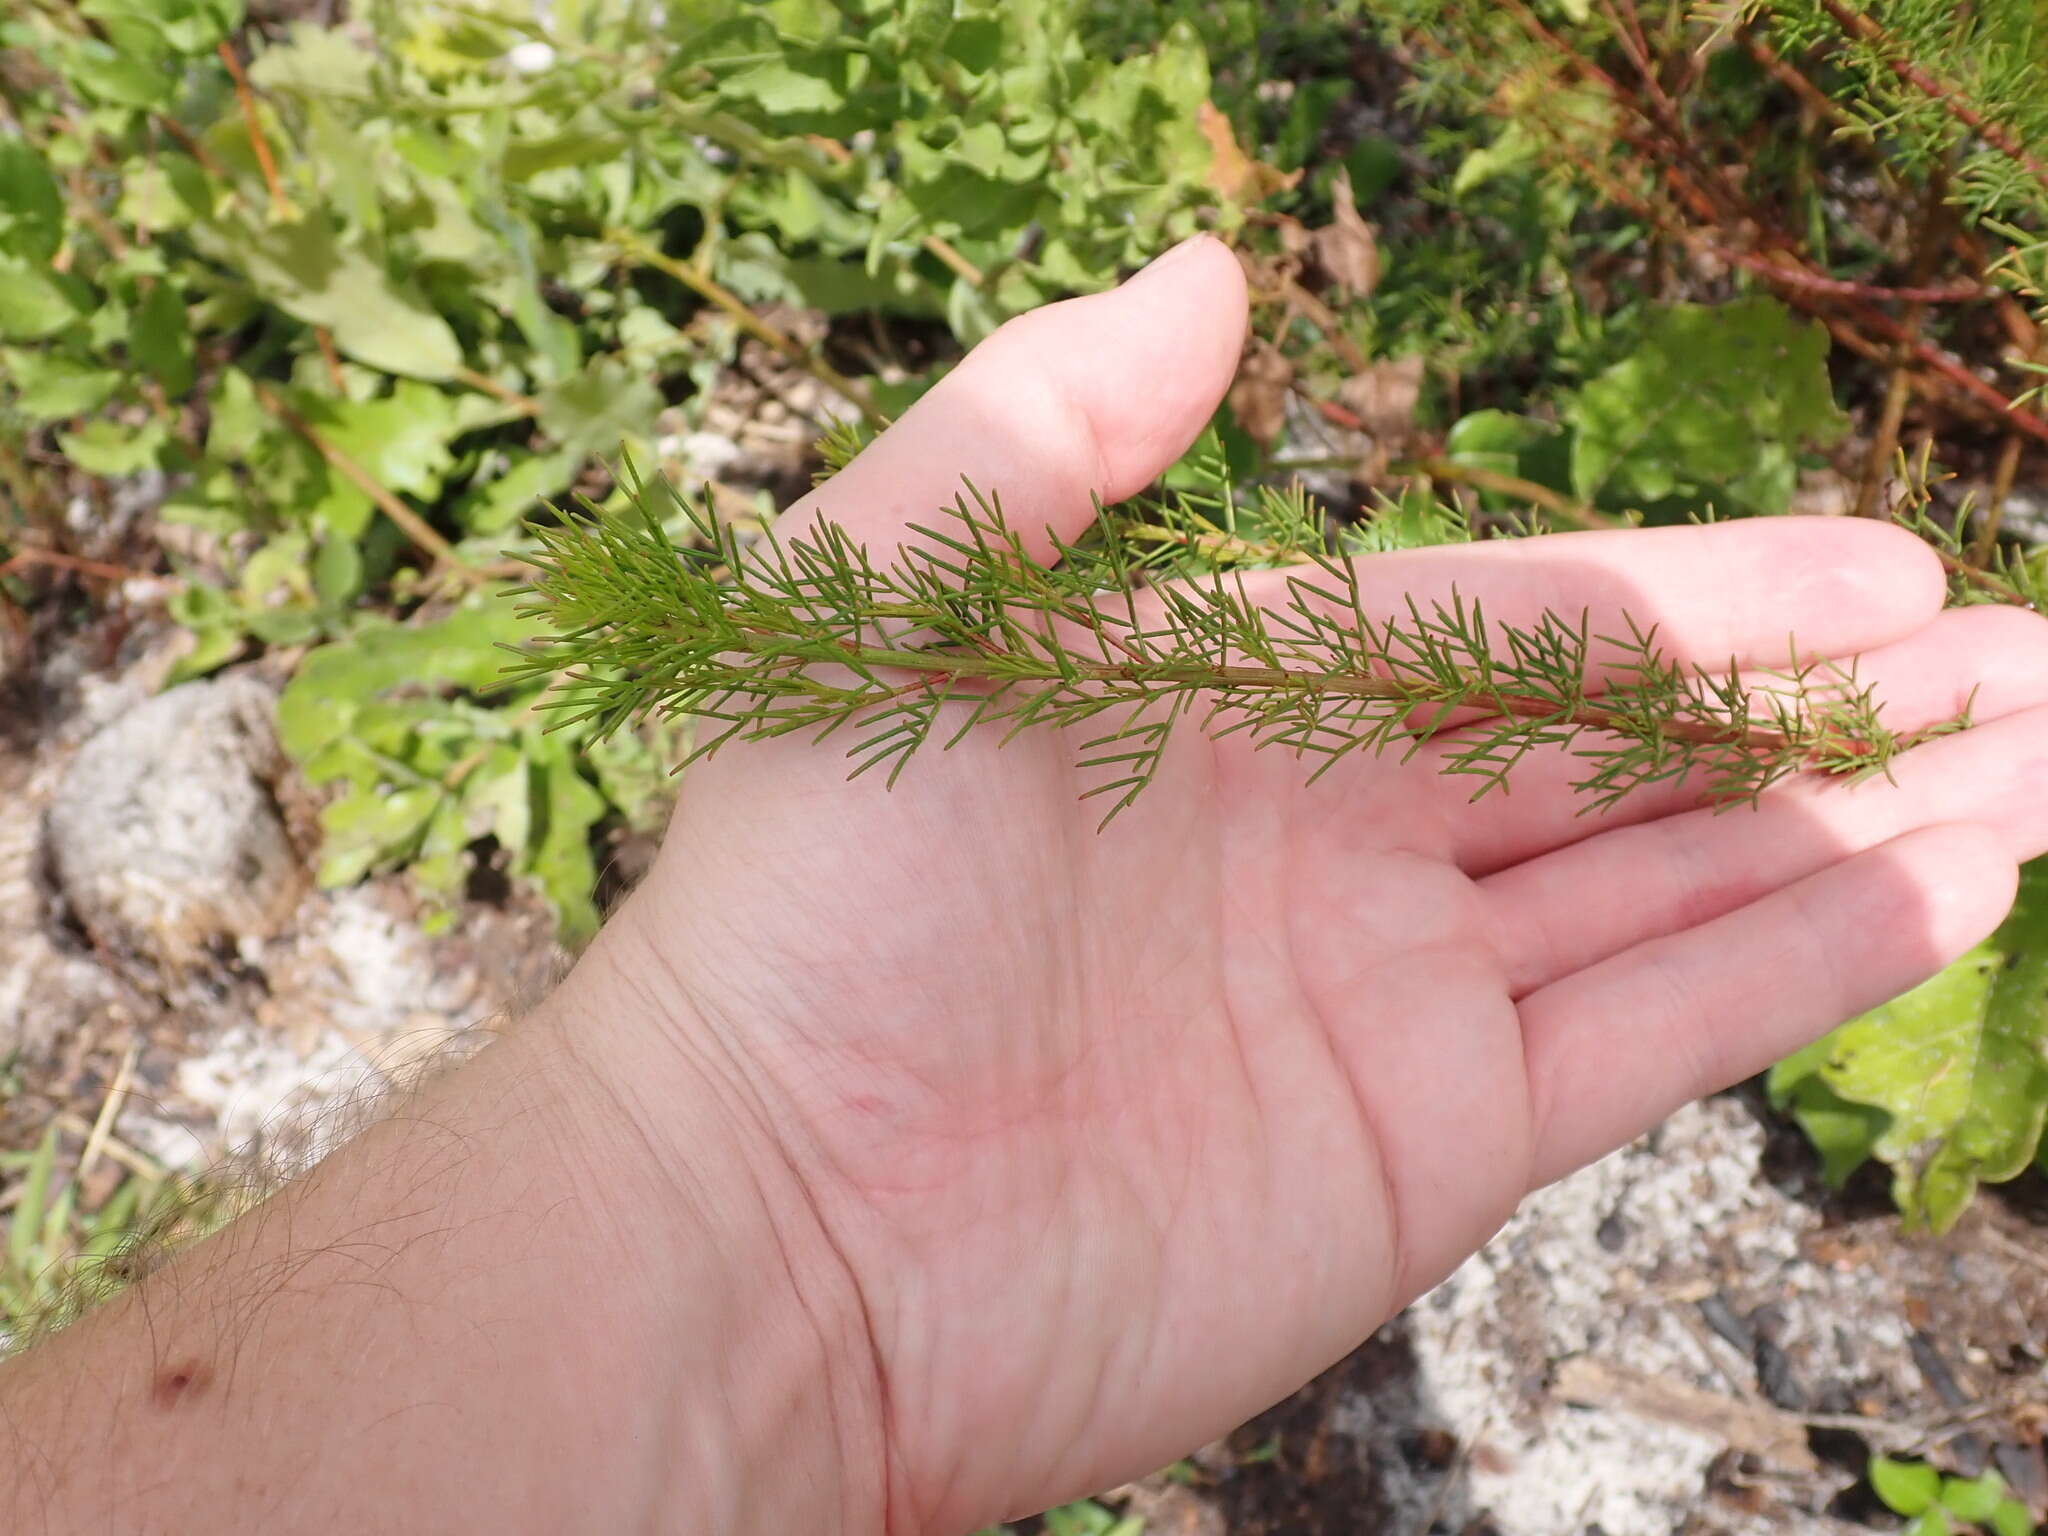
512, 458, 1958, 825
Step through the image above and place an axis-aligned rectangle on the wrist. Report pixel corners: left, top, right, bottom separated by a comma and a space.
538, 904, 895, 1535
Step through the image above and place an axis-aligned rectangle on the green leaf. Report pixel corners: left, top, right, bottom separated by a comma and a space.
247, 22, 377, 101
502, 129, 631, 182
1443, 409, 1571, 499
462, 745, 532, 857
1907, 1511, 1955, 1536
1449, 120, 1540, 198
58, 418, 170, 476
205, 368, 269, 459
536, 357, 664, 461
58, 36, 179, 110
0, 254, 83, 342
9, 1129, 56, 1274
276, 599, 541, 762
167, 616, 249, 684
117, 154, 214, 233
313, 535, 365, 610
208, 216, 465, 381
1040, 1502, 1130, 1536
897, 0, 957, 54
584, 723, 680, 829
455, 449, 579, 536
1872, 1458, 1943, 1517
0, 141, 65, 264
318, 784, 442, 888
526, 744, 606, 946
718, 51, 851, 117
313, 383, 459, 501
3, 349, 122, 422
1769, 1070, 1888, 1187
130, 283, 196, 396
1566, 298, 1848, 517
1791, 861, 2048, 1231
943, 17, 1002, 72
1943, 1473, 2011, 1523
1992, 1498, 2037, 1536
81, 0, 242, 56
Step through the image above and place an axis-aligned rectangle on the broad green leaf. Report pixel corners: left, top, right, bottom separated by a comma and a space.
205, 368, 269, 459
58, 37, 179, 110
897, 0, 957, 54
116, 156, 214, 233
167, 624, 249, 685
1040, 1502, 1129, 1536
312, 535, 365, 610
1765, 1068, 1888, 1188
208, 216, 465, 381
526, 745, 606, 945
276, 599, 542, 761
1566, 298, 1848, 517
1872, 1458, 1942, 1517
80, 0, 242, 56
1443, 409, 1571, 499
0, 254, 83, 341
410, 796, 472, 901
503, 129, 630, 182
455, 449, 578, 535
1787, 860, 2048, 1232
584, 724, 680, 829
130, 282, 196, 396
247, 22, 377, 100
318, 784, 442, 889
58, 417, 170, 476
0, 142, 64, 264
311, 383, 459, 501
536, 357, 663, 461
462, 744, 533, 856
3, 349, 121, 422
1992, 1499, 2037, 1536
1944, 1473, 2011, 1523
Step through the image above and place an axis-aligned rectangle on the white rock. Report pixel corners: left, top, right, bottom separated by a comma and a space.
45, 675, 302, 978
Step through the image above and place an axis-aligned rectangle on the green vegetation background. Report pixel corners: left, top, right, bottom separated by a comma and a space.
11, 0, 2048, 1351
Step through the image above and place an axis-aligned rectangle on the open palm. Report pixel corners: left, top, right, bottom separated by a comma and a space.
621, 239, 2048, 1533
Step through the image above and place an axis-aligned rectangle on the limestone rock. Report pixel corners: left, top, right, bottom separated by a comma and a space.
45, 675, 304, 978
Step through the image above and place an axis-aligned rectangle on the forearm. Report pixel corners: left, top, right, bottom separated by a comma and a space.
0, 928, 887, 1534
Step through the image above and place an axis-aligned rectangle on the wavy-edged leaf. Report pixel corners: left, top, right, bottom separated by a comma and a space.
1774, 861, 2048, 1231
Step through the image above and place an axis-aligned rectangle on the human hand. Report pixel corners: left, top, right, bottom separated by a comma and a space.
579, 237, 2048, 1533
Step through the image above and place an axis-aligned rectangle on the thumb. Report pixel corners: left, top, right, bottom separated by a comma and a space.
779, 235, 1250, 561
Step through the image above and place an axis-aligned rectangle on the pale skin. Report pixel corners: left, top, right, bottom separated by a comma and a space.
8, 237, 2048, 1533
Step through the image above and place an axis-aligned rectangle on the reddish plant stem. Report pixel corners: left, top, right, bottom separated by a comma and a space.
1514, 20, 2048, 450
793, 634, 1830, 760
1814, 0, 2048, 195
1858, 174, 1951, 516
1711, 251, 1982, 304
0, 548, 155, 583
216, 42, 288, 218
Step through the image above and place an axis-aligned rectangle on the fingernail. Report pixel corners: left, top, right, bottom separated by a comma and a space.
1130, 234, 1212, 286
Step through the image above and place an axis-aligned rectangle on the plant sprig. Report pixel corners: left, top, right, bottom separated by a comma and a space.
510, 463, 1964, 825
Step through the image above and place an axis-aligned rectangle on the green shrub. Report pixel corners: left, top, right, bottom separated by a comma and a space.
0, 0, 1271, 937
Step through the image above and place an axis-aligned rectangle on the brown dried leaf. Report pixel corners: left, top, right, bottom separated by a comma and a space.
1228, 339, 1294, 447
1272, 213, 1313, 260
1197, 101, 1302, 206
1335, 354, 1425, 446
1309, 168, 1380, 298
